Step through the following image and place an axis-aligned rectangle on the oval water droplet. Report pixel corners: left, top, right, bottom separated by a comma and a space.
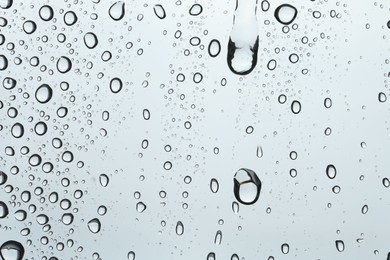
281, 243, 289, 254
189, 4, 202, 16
291, 100, 301, 114
84, 32, 98, 49
214, 230, 222, 245
274, 4, 297, 25
88, 218, 101, 233
0, 240, 24, 260
35, 84, 53, 104
176, 221, 184, 235
109, 1, 125, 21
326, 164, 337, 179
208, 39, 221, 58
99, 174, 109, 187
0, 201, 9, 218
39, 5, 54, 21
256, 145, 263, 158
335, 240, 344, 252
127, 251, 135, 260
64, 11, 78, 26
57, 56, 72, 73
11, 123, 24, 138
136, 202, 146, 213
207, 252, 216, 260
153, 4, 166, 19
227, 0, 259, 75
110, 77, 123, 93
233, 168, 262, 205
23, 20, 36, 34
210, 178, 219, 193
361, 205, 368, 214
3, 77, 16, 90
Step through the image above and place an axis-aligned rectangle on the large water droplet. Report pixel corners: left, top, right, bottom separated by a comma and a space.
335, 240, 344, 252
227, 0, 259, 75
84, 32, 98, 49
189, 4, 203, 16
0, 201, 9, 218
208, 39, 221, 58
214, 230, 222, 245
136, 202, 146, 213
233, 168, 262, 205
274, 4, 297, 25
207, 252, 216, 260
39, 5, 54, 21
210, 178, 219, 193
175, 221, 184, 235
88, 218, 101, 233
11, 123, 24, 138
110, 77, 123, 93
0, 240, 24, 260
153, 4, 166, 19
56, 56, 72, 73
35, 84, 53, 104
281, 243, 289, 254
109, 1, 125, 21
326, 164, 337, 179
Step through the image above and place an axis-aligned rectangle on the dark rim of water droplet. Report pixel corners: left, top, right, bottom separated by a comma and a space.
274, 4, 298, 25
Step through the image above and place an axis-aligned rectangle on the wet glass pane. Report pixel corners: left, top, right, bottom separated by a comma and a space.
0, 0, 390, 259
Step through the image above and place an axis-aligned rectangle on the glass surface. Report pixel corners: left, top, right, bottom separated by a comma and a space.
1, 0, 390, 259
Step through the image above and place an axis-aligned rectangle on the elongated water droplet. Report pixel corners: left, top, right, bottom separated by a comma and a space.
214, 230, 222, 245
176, 221, 184, 235
291, 100, 301, 114
210, 178, 219, 193
232, 201, 239, 213
256, 145, 263, 158
109, 1, 125, 21
84, 32, 98, 49
227, 0, 259, 75
361, 205, 368, 214
110, 77, 122, 93
281, 243, 289, 254
326, 164, 337, 179
335, 240, 344, 252
233, 168, 261, 205
11, 123, 24, 138
153, 4, 166, 19
0, 201, 8, 218
208, 39, 221, 57
99, 174, 109, 187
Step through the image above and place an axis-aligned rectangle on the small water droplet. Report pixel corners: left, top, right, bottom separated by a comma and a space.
88, 218, 101, 233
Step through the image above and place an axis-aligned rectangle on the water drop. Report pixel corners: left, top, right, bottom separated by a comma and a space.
214, 230, 222, 245
326, 164, 337, 179
99, 174, 109, 187
274, 4, 297, 25
136, 202, 146, 213
207, 252, 216, 260
57, 56, 72, 73
281, 243, 289, 254
0, 240, 24, 260
0, 201, 8, 218
39, 5, 54, 21
291, 100, 301, 114
109, 1, 125, 21
64, 11, 78, 26
35, 84, 53, 104
11, 123, 24, 138
233, 168, 262, 205
210, 178, 219, 193
176, 221, 184, 235
88, 218, 101, 233
84, 32, 98, 49
189, 4, 202, 16
110, 77, 123, 93
208, 39, 221, 57
153, 4, 166, 19
227, 0, 259, 75
335, 240, 344, 252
